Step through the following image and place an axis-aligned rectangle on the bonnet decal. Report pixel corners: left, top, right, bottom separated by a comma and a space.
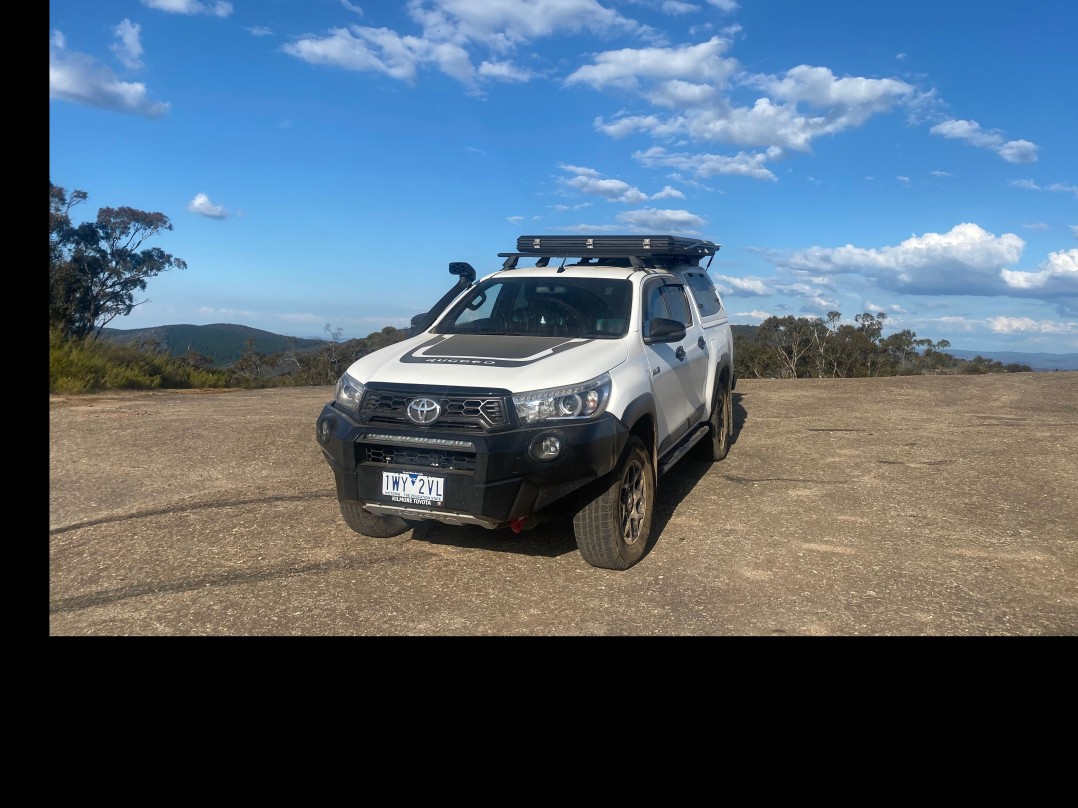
400, 334, 593, 367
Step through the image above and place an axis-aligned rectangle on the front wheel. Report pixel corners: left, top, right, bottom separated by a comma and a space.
338, 500, 412, 538
572, 436, 654, 570
692, 373, 732, 462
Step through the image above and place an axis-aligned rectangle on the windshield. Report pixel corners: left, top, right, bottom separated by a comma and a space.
434, 277, 632, 339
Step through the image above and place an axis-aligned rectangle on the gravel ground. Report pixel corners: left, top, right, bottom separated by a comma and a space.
49, 372, 1078, 636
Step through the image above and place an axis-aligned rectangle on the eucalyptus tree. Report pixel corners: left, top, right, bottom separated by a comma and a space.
49, 181, 187, 340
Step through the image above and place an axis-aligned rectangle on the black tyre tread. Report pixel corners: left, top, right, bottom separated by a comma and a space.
338, 500, 411, 538
692, 372, 732, 462
572, 437, 653, 570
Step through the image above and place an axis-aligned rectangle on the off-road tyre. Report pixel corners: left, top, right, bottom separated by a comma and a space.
572, 436, 654, 570
339, 500, 411, 538
692, 372, 732, 462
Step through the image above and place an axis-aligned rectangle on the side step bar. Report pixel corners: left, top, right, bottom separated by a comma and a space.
657, 423, 709, 476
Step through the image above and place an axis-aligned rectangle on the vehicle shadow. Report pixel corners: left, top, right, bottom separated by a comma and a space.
407, 392, 749, 565
648, 391, 747, 537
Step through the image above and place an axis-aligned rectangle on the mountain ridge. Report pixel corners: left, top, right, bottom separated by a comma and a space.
99, 323, 328, 368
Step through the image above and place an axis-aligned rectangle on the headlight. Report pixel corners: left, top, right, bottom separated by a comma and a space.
334, 372, 366, 417
513, 373, 611, 425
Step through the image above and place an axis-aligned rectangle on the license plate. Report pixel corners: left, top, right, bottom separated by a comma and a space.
381, 471, 445, 505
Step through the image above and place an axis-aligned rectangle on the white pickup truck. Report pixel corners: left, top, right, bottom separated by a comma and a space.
315, 234, 736, 570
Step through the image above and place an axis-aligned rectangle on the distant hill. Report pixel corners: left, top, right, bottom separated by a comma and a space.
98, 322, 1078, 373
945, 350, 1078, 372
99, 323, 327, 368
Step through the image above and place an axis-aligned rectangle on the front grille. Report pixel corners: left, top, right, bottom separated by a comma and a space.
362, 444, 476, 472
361, 389, 509, 431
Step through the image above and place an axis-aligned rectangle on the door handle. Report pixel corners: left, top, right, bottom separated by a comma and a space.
698, 336, 706, 350
675, 346, 686, 361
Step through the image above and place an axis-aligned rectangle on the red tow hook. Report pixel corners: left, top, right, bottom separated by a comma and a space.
510, 516, 530, 533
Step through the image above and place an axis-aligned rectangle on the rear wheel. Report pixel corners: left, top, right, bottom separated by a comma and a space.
572, 436, 654, 570
692, 373, 732, 462
338, 500, 412, 538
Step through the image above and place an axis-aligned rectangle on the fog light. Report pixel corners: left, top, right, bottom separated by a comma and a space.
318, 417, 332, 443
531, 434, 562, 460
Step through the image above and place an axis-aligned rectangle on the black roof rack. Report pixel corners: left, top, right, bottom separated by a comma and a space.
499, 234, 720, 270
515, 235, 718, 257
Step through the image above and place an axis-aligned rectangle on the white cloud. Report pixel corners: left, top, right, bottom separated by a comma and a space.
507, 215, 524, 223
733, 310, 772, 322
140, 0, 233, 16
408, 0, 647, 48
930, 119, 1038, 164
634, 146, 778, 181
770, 223, 1078, 303
757, 65, 913, 113
197, 306, 254, 318
565, 36, 737, 91
341, 0, 364, 16
714, 274, 771, 295
283, 26, 422, 83
111, 19, 144, 70
661, 1, 699, 15
278, 1, 916, 174
248, 26, 274, 37
559, 164, 600, 178
589, 61, 915, 161
477, 60, 533, 81
929, 170, 953, 178
49, 31, 169, 117
283, 0, 647, 88
595, 114, 667, 138
777, 223, 1013, 286
987, 316, 1078, 335
1072, 225, 1078, 239
1000, 249, 1078, 293
1010, 179, 1078, 199
650, 185, 685, 199
559, 165, 648, 202
187, 193, 228, 219
615, 208, 706, 232
645, 79, 720, 109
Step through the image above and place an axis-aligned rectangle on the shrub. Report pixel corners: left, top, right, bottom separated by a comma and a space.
50, 330, 230, 394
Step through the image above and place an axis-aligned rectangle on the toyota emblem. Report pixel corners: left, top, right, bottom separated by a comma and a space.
406, 397, 442, 425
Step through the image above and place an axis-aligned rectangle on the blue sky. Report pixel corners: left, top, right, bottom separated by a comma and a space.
49, 0, 1077, 353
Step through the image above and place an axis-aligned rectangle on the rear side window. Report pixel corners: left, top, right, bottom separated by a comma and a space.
643, 282, 693, 326
682, 271, 724, 318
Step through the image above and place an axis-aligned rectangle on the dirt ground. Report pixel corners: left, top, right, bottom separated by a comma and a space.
48, 372, 1078, 636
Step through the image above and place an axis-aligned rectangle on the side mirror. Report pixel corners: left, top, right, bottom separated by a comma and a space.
643, 317, 686, 343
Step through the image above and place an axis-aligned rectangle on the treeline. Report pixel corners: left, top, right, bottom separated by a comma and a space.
49, 178, 1030, 395
734, 311, 1031, 378
50, 325, 412, 394
51, 312, 1032, 395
